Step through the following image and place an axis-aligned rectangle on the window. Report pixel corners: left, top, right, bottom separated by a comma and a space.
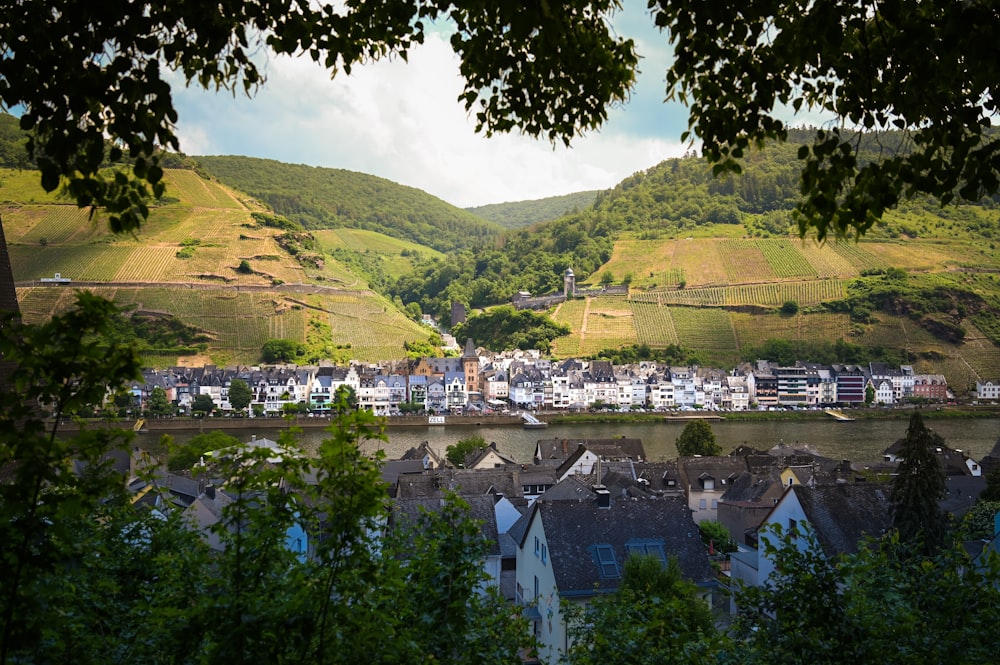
626, 540, 666, 564
699, 498, 707, 510
541, 543, 547, 565
593, 544, 620, 578
534, 536, 540, 557
533, 575, 539, 599
789, 518, 798, 540
711, 499, 718, 510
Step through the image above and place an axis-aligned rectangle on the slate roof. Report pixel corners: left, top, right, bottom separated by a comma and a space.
535, 437, 646, 463
790, 484, 892, 557
391, 495, 500, 557
394, 468, 522, 500
529, 495, 714, 595
380, 459, 426, 494
979, 436, 1000, 475
464, 443, 518, 469
720, 471, 780, 505
940, 475, 986, 519
678, 456, 748, 488
884, 437, 977, 476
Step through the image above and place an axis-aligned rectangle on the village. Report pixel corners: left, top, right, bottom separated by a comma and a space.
119, 338, 1000, 420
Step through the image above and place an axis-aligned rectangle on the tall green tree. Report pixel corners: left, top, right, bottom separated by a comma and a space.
653, 0, 1000, 240
736, 527, 1000, 664
890, 412, 948, 554
565, 555, 721, 665
261, 338, 304, 364
675, 419, 721, 457
0, 293, 141, 663
191, 393, 216, 415
5, 0, 999, 244
147, 385, 172, 417
228, 378, 252, 414
446, 434, 487, 468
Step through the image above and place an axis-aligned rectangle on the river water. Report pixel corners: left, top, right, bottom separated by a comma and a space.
136, 415, 1000, 468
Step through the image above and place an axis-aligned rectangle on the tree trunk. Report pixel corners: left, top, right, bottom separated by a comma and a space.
0, 217, 21, 388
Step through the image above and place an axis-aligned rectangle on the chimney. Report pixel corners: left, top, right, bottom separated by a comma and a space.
595, 485, 611, 509
205, 484, 215, 500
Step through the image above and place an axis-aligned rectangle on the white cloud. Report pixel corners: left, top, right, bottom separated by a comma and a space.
171, 14, 689, 208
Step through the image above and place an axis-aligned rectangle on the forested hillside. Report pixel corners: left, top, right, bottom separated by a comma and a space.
466, 190, 600, 228
195, 155, 502, 253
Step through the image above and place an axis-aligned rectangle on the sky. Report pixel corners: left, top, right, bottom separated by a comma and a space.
170, 2, 693, 209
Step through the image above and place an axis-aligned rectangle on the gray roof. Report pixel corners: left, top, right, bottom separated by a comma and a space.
535, 437, 646, 463
394, 468, 523, 500
791, 484, 892, 557
720, 471, 779, 504
391, 495, 501, 557
678, 456, 749, 488
380, 459, 426, 492
940, 476, 986, 519
529, 495, 714, 596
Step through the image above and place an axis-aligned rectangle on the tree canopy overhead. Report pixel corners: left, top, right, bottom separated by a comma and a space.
652, 0, 1000, 240
3, 0, 998, 242
0, 0, 636, 234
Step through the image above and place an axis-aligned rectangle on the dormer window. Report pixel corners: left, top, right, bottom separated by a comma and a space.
626, 540, 666, 564
593, 544, 620, 579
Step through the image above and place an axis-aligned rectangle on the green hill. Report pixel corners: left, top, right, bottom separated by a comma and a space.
388, 133, 1000, 391
2, 166, 434, 366
466, 191, 600, 229
194, 155, 502, 253
1, 113, 998, 392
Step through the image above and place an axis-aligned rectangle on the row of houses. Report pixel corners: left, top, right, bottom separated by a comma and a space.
128, 342, 959, 416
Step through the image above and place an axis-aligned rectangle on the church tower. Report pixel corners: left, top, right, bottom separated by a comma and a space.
462, 337, 480, 400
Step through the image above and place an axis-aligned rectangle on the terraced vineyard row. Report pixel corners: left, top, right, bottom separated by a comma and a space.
632, 280, 848, 307
758, 238, 817, 278
10, 245, 134, 281
322, 293, 430, 361
14, 287, 79, 323
13, 205, 95, 245
830, 241, 891, 271
162, 170, 244, 209
731, 312, 850, 350
672, 239, 728, 286
719, 239, 776, 283
579, 300, 638, 355
670, 307, 739, 365
112, 247, 175, 282
631, 302, 679, 346
795, 239, 860, 277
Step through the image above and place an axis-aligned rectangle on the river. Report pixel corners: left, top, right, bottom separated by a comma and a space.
135, 415, 1000, 468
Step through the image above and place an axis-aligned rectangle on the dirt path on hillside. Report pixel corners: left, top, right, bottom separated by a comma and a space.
579, 296, 592, 345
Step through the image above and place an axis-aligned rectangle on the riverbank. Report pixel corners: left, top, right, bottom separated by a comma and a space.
64, 403, 1000, 435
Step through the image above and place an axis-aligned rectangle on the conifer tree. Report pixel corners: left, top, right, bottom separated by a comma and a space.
890, 412, 948, 554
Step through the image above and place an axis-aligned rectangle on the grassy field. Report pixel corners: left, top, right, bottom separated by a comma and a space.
312, 228, 445, 281
6, 168, 434, 364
